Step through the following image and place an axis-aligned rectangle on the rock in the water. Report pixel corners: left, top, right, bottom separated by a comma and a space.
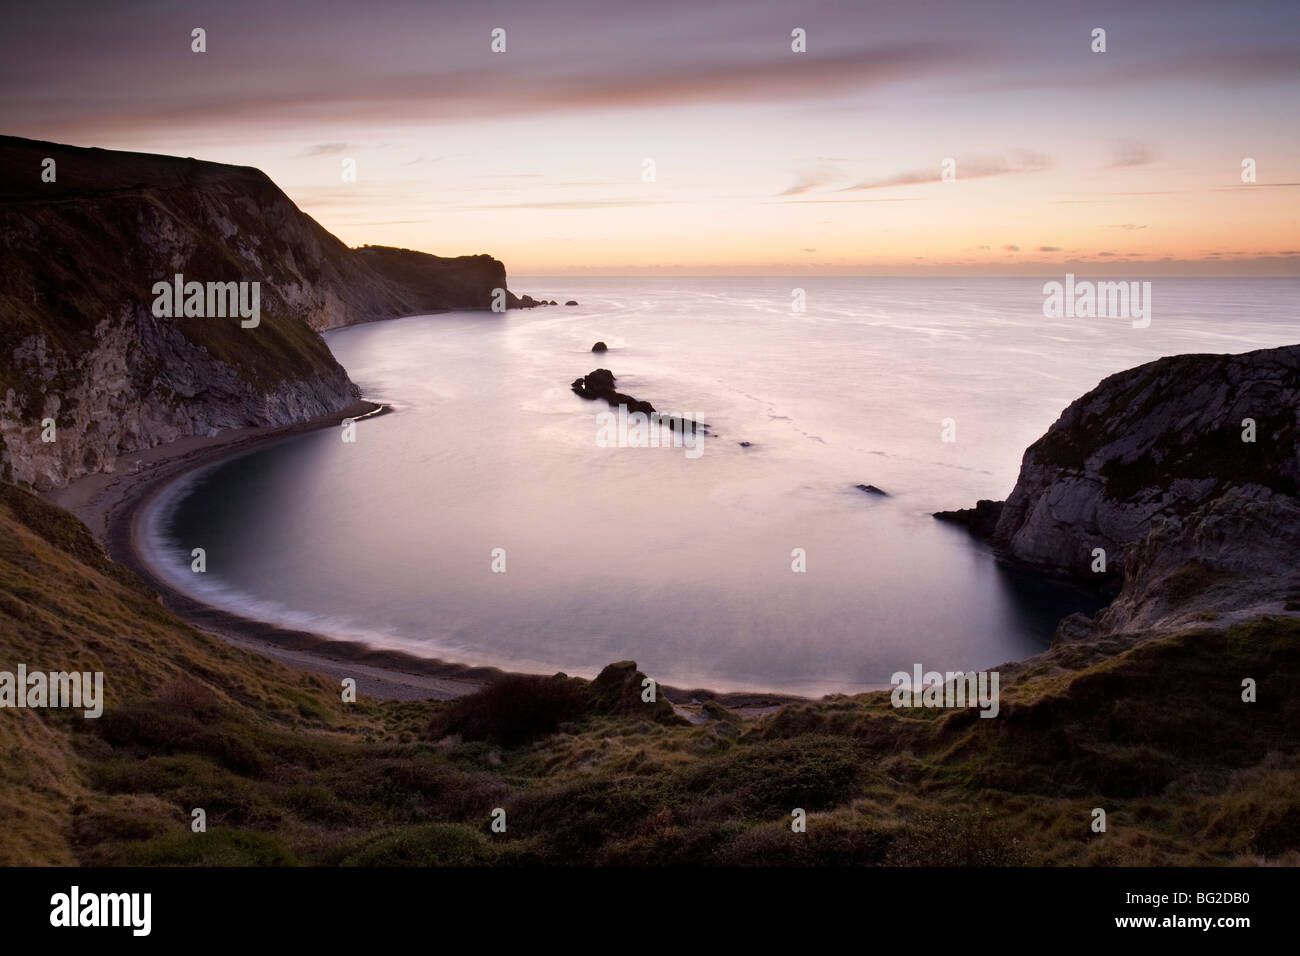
738, 441, 753, 448
855, 483, 888, 496
565, 300, 579, 306
591, 341, 608, 352
570, 368, 655, 415
568, 369, 711, 435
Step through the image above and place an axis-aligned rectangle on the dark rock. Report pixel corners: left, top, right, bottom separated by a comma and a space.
569, 369, 711, 435
855, 483, 888, 496
570, 368, 655, 415
586, 661, 682, 723
549, 300, 558, 306
591, 341, 608, 352
933, 499, 1004, 538
565, 300, 579, 306
738, 441, 753, 448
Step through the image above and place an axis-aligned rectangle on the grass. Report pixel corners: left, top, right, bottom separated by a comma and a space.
1, 480, 1299, 866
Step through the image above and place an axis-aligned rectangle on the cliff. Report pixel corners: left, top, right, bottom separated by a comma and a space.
938, 344, 1300, 634
0, 136, 528, 489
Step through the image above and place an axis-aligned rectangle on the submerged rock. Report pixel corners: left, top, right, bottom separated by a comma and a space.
855, 483, 889, 496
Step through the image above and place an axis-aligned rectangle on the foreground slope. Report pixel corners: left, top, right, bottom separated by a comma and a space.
1, 479, 1297, 866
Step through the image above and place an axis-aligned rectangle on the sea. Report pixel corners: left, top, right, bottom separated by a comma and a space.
141, 277, 1299, 695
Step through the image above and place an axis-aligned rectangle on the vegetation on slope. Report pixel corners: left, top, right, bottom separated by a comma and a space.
1, 481, 1297, 866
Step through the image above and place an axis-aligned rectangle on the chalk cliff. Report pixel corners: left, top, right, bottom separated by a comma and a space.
0, 136, 531, 489
937, 344, 1300, 633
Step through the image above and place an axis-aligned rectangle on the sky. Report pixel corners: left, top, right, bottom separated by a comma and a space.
2, 0, 1297, 275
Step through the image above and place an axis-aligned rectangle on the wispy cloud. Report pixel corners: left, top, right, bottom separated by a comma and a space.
302, 142, 351, 156
839, 150, 1050, 192
777, 164, 842, 196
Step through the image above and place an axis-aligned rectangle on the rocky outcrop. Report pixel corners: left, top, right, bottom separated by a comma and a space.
934, 499, 1002, 537
570, 369, 655, 414
586, 661, 681, 723
591, 341, 608, 353
569, 368, 711, 437
0, 135, 534, 489
936, 344, 1300, 632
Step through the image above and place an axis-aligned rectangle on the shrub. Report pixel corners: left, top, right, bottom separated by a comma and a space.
428, 675, 590, 746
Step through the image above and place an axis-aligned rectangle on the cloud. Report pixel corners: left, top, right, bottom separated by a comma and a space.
769, 197, 921, 204
1002, 244, 1020, 252
1037, 245, 1061, 252
1109, 223, 1148, 230
3, 42, 973, 140
778, 164, 841, 197
1096, 251, 1116, 257
303, 143, 351, 156
455, 200, 680, 210
840, 150, 1050, 192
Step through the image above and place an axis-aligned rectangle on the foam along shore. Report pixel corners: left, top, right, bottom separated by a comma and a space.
49, 400, 491, 701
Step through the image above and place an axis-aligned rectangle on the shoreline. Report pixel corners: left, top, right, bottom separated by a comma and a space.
50, 401, 800, 710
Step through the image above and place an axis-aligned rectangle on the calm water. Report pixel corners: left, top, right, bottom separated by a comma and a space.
144, 277, 1298, 694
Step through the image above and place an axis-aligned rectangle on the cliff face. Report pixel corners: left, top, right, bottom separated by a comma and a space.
944, 344, 1300, 633
0, 136, 525, 490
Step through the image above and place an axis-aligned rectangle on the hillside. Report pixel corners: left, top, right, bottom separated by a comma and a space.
1, 477, 1297, 866
0, 136, 528, 490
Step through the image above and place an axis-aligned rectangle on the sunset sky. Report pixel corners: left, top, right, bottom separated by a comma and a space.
3, 0, 1297, 275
